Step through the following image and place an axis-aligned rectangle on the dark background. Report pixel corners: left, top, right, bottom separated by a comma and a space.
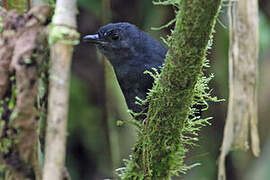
67, 0, 270, 179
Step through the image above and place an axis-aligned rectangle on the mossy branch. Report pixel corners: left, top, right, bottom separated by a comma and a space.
118, 0, 223, 179
42, 0, 79, 180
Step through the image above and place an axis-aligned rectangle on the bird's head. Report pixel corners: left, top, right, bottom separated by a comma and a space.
83, 22, 142, 66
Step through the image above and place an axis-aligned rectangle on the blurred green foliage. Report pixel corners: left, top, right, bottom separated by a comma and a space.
67, 75, 105, 179
259, 12, 270, 56
77, 0, 101, 16
68, 75, 103, 151
67, 0, 270, 179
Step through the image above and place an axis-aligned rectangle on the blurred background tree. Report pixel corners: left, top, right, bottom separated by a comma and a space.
66, 0, 270, 179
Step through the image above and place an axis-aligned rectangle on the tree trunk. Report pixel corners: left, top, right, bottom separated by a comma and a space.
42, 0, 79, 180
218, 0, 260, 179
0, 5, 51, 180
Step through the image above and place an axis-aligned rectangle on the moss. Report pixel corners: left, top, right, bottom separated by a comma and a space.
0, 16, 3, 33
8, 84, 17, 111
118, 0, 223, 179
0, 138, 12, 154
5, 0, 28, 13
0, 121, 4, 136
48, 24, 80, 45
0, 79, 17, 156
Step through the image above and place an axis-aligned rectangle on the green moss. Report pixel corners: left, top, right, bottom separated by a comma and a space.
5, 0, 28, 13
0, 16, 3, 33
117, 0, 223, 179
0, 101, 4, 119
48, 24, 80, 45
0, 121, 4, 138
8, 84, 17, 111
0, 138, 12, 154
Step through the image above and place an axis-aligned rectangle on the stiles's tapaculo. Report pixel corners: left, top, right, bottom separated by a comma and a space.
83, 22, 167, 114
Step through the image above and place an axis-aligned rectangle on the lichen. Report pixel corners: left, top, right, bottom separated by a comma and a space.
48, 24, 80, 45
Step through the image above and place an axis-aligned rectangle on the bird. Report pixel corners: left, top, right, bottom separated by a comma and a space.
83, 22, 167, 116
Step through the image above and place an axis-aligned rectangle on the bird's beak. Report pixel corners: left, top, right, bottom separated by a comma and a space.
83, 34, 105, 44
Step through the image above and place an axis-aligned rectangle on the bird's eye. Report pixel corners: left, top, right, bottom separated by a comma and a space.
110, 33, 119, 40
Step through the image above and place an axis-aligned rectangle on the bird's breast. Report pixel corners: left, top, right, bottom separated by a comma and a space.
114, 63, 150, 112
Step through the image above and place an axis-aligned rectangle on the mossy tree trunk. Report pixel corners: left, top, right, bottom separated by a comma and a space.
0, 5, 51, 180
1, 0, 78, 179
119, 0, 222, 179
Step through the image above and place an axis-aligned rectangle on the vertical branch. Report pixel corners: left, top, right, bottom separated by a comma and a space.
43, 0, 79, 180
218, 0, 260, 179
27, 0, 31, 10
101, 0, 121, 173
102, 0, 111, 23
119, 0, 222, 179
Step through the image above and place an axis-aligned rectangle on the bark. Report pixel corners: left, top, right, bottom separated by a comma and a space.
0, 5, 51, 180
42, 0, 79, 180
218, 0, 260, 180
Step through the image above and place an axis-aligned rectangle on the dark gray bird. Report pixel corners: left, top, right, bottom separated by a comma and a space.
83, 22, 167, 114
